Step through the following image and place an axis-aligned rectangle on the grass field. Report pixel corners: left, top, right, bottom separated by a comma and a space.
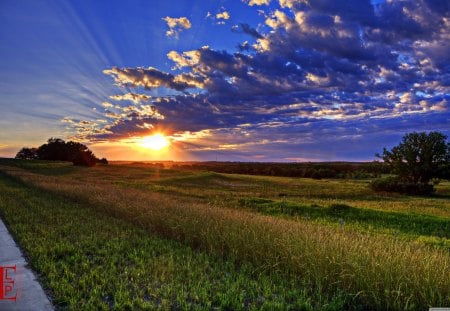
0, 159, 449, 310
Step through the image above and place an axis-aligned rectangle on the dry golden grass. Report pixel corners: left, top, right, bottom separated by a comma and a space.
1, 164, 449, 309
50, 163, 450, 219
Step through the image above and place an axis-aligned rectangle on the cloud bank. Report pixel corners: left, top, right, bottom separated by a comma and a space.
66, 0, 450, 160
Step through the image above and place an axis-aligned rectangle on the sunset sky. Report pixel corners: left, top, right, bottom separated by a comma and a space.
0, 0, 449, 161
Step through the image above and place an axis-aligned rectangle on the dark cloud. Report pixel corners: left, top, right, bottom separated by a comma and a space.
307, 0, 376, 25
424, 0, 450, 14
232, 23, 263, 38
103, 67, 200, 91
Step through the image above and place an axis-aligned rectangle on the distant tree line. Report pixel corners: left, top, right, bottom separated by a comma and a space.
172, 161, 389, 179
170, 132, 449, 196
15, 138, 108, 167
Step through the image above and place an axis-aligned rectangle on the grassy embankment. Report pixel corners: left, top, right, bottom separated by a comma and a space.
0, 159, 449, 309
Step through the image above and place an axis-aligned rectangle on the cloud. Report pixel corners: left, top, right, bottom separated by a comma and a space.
246, 0, 271, 6
216, 11, 230, 21
66, 0, 449, 160
162, 16, 191, 38
61, 117, 75, 123
167, 49, 202, 68
103, 66, 201, 91
64, 100, 166, 141
109, 93, 152, 104
231, 23, 263, 39
207, 8, 231, 25
101, 102, 114, 108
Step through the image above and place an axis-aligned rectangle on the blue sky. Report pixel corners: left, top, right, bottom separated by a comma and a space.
0, 0, 449, 161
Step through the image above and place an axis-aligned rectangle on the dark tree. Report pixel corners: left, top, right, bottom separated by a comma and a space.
16, 138, 106, 167
72, 149, 97, 166
37, 138, 70, 161
377, 132, 450, 184
15, 147, 39, 160
65, 141, 98, 166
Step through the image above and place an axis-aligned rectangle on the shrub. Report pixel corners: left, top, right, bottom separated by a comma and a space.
370, 177, 435, 195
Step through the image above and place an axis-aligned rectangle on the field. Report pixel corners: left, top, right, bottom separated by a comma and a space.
0, 159, 449, 310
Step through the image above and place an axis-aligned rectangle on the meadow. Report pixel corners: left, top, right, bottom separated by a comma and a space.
0, 158, 449, 310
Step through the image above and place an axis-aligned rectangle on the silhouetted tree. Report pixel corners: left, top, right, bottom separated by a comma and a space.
16, 138, 106, 167
15, 147, 39, 160
37, 138, 71, 161
72, 149, 97, 166
376, 132, 450, 184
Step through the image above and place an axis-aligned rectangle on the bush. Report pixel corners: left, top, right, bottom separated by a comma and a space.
370, 177, 435, 195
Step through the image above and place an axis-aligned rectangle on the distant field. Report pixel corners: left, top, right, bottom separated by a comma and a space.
0, 158, 449, 310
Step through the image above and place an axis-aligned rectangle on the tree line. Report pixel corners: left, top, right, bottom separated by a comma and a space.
14, 132, 449, 195
174, 131, 449, 195
172, 161, 388, 179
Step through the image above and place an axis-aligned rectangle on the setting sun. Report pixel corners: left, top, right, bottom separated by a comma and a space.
140, 134, 170, 151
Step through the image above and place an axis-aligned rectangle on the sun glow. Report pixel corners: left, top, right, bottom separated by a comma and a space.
140, 134, 170, 151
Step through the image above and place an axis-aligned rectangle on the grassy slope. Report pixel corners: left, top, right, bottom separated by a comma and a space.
0, 159, 449, 309
0, 172, 337, 310
8, 159, 449, 246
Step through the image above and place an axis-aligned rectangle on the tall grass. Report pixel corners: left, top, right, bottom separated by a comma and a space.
1, 165, 449, 309
0, 173, 330, 309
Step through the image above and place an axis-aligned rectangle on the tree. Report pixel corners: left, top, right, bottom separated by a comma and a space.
65, 141, 98, 166
377, 131, 450, 184
16, 138, 106, 167
37, 138, 69, 161
72, 149, 97, 166
15, 147, 39, 160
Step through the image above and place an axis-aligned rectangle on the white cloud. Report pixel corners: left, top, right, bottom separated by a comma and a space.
162, 16, 191, 38
109, 93, 152, 104
102, 101, 114, 108
247, 0, 271, 6
216, 11, 230, 20
167, 49, 202, 68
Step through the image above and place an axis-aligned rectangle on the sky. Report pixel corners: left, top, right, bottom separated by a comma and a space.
0, 0, 449, 162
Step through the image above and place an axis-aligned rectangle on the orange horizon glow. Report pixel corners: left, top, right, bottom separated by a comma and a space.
88, 133, 191, 162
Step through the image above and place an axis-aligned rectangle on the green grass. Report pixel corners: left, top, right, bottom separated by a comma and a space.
0, 159, 449, 310
0, 158, 78, 175
0, 172, 343, 310
19, 158, 448, 246
238, 198, 450, 242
